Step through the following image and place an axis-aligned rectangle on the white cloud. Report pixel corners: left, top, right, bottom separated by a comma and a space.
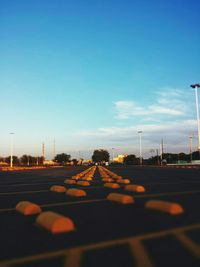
76, 119, 198, 156
114, 88, 191, 120
77, 120, 196, 139
74, 88, 197, 155
75, 118, 198, 157
115, 101, 147, 118
148, 105, 183, 115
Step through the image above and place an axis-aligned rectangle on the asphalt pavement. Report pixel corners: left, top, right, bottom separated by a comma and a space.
0, 165, 199, 267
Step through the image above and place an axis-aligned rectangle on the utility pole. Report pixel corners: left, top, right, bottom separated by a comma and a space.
189, 134, 193, 162
138, 131, 143, 165
10, 133, 14, 168
160, 144, 162, 165
160, 139, 164, 165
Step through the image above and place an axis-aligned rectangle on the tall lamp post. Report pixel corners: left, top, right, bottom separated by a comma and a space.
138, 131, 143, 165
190, 84, 200, 152
10, 133, 14, 168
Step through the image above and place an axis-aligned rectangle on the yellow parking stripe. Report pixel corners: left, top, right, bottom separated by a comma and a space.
1, 224, 199, 267
0, 190, 49, 196
175, 232, 200, 259
134, 190, 200, 199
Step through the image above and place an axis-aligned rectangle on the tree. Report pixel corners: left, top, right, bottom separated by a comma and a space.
0, 157, 5, 162
92, 149, 110, 163
192, 151, 200, 160
20, 155, 39, 165
178, 152, 189, 162
5, 156, 20, 165
20, 155, 30, 165
54, 153, 71, 164
71, 159, 78, 165
124, 154, 137, 165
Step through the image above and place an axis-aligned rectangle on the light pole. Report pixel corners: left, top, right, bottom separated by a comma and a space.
138, 131, 143, 165
10, 133, 14, 168
190, 83, 200, 152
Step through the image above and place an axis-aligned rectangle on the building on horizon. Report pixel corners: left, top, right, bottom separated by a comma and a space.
113, 154, 127, 164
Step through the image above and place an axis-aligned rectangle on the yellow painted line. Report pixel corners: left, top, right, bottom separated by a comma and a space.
64, 248, 82, 267
4, 182, 64, 187
0, 199, 106, 213
1, 224, 199, 266
129, 239, 154, 267
134, 190, 200, 199
142, 181, 200, 185
41, 198, 106, 208
0, 207, 16, 212
175, 232, 200, 259
0, 190, 49, 196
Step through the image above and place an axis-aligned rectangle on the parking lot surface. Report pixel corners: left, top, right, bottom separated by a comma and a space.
0, 165, 199, 267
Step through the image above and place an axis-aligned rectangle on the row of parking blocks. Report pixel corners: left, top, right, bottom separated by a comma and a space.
15, 166, 184, 235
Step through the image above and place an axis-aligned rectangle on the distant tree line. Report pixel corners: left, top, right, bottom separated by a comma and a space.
0, 150, 199, 166
91, 149, 200, 165
0, 153, 80, 166
123, 151, 200, 165
0, 155, 44, 165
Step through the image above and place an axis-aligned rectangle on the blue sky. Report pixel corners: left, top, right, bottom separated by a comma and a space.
0, 0, 200, 159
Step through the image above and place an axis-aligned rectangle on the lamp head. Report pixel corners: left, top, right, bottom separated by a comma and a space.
190, 84, 200, 88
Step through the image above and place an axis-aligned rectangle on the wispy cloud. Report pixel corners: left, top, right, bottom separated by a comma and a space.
114, 88, 190, 120
77, 120, 196, 140
75, 88, 197, 155
76, 119, 197, 155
